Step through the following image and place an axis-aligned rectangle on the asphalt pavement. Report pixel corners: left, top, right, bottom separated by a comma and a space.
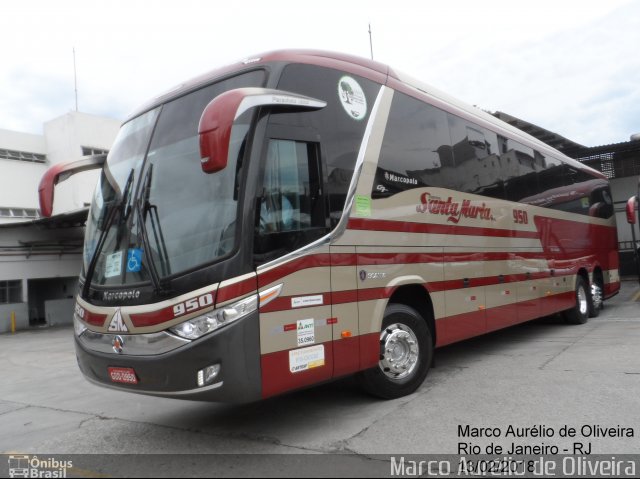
1, 281, 639, 476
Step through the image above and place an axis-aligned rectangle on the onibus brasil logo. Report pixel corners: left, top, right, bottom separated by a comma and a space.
8, 455, 72, 478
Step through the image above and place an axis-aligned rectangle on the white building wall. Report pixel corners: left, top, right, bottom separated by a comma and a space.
44, 111, 120, 215
0, 129, 48, 222
0, 112, 119, 330
0, 111, 120, 223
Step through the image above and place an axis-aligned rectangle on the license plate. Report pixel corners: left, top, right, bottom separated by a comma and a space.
108, 367, 138, 384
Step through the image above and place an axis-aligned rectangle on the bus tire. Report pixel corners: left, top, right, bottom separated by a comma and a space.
564, 276, 590, 325
358, 303, 433, 399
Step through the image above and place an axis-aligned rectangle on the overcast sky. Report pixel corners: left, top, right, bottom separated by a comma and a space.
2, 0, 638, 147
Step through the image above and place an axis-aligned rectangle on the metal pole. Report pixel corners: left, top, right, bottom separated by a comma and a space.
368, 23, 374, 60
73, 48, 79, 111
10, 311, 16, 334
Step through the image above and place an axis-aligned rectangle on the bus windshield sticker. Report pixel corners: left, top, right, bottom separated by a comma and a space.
289, 345, 325, 373
338, 76, 367, 121
105, 251, 123, 278
355, 195, 372, 217
296, 318, 315, 347
126, 248, 143, 273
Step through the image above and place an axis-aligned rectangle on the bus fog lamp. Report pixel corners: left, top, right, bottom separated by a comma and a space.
197, 364, 221, 387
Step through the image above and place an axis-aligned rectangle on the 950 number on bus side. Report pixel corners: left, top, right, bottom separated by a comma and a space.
513, 209, 529, 225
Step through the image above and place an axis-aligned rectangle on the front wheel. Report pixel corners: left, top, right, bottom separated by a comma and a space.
564, 276, 590, 325
358, 304, 433, 399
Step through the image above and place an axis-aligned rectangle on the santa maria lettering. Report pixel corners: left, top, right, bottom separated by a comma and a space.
416, 192, 495, 223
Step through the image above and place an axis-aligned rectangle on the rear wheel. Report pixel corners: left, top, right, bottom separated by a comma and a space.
564, 276, 590, 325
589, 276, 604, 318
358, 304, 433, 399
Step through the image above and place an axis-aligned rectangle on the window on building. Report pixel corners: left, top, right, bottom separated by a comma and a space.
81, 146, 109, 157
0, 208, 40, 219
0, 280, 22, 304
0, 149, 46, 163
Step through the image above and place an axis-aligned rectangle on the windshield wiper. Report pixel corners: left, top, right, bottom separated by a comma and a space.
82, 168, 135, 299
134, 164, 172, 296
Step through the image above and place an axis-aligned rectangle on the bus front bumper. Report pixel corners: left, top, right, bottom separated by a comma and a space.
74, 311, 262, 403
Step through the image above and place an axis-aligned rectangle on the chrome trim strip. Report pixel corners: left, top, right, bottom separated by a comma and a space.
236, 88, 326, 120
84, 375, 224, 397
256, 234, 330, 275
78, 329, 191, 356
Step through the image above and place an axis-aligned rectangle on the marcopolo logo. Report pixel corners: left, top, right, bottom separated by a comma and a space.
8, 455, 73, 478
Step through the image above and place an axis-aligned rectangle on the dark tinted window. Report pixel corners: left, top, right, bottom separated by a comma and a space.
503, 139, 540, 202
369, 88, 608, 219
448, 114, 505, 198
374, 92, 451, 198
535, 159, 613, 218
276, 64, 380, 225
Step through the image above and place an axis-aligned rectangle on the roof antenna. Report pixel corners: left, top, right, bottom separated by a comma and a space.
368, 23, 374, 60
73, 47, 79, 111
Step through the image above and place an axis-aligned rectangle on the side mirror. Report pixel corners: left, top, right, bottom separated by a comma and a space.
198, 88, 326, 173
38, 155, 107, 217
626, 196, 638, 225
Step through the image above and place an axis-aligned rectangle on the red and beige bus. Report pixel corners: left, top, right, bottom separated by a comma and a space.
40, 50, 620, 402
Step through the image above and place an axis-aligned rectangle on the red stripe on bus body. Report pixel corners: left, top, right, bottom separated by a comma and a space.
216, 277, 257, 305
130, 306, 177, 328
259, 271, 576, 313
130, 289, 219, 328
257, 254, 332, 287
347, 218, 540, 239
330, 253, 359, 267
436, 290, 576, 347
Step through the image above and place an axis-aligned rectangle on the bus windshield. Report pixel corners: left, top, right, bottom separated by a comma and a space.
83, 70, 264, 288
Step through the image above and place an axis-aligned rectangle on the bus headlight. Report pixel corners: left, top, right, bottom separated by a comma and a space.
169, 294, 258, 340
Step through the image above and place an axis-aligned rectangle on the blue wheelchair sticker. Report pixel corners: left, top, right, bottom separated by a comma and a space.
126, 248, 143, 273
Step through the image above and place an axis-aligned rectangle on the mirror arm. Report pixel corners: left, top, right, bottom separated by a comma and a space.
38, 155, 107, 217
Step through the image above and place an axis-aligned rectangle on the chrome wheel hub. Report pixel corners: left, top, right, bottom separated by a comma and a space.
578, 286, 588, 316
591, 283, 603, 310
379, 323, 419, 380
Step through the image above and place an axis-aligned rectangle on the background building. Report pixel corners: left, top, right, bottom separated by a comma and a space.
0, 112, 119, 331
